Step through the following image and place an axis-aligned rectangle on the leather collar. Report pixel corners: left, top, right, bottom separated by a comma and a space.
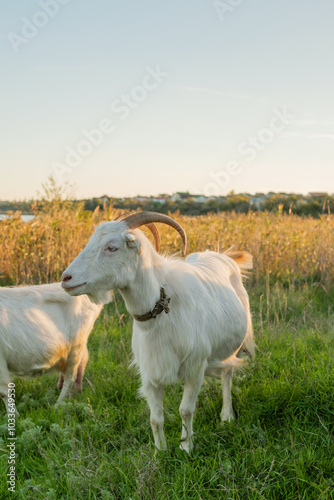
133, 287, 170, 322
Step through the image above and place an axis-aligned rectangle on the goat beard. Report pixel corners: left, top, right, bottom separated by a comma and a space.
87, 289, 113, 305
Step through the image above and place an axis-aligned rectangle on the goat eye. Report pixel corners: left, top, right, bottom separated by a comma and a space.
106, 246, 118, 252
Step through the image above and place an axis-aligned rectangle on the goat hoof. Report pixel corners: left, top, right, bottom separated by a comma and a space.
221, 411, 235, 423
180, 441, 193, 454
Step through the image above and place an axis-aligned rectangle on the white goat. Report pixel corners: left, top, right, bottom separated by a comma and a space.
0, 282, 105, 413
61, 212, 254, 452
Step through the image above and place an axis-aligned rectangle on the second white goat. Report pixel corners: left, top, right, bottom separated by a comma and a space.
0, 282, 105, 413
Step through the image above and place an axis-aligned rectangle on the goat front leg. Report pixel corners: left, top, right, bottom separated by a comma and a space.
221, 367, 235, 422
179, 363, 206, 453
54, 377, 73, 408
0, 354, 19, 416
142, 383, 167, 451
0, 383, 11, 415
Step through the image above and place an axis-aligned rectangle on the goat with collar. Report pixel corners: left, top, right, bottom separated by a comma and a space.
62, 212, 254, 453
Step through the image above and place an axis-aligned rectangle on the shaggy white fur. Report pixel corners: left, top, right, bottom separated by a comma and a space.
0, 283, 103, 413
62, 220, 254, 452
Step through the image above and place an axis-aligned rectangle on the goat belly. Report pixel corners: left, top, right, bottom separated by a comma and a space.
7, 359, 63, 378
8, 365, 48, 377
6, 347, 68, 377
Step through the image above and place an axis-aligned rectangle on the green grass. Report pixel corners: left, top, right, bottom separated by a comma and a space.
1, 285, 334, 499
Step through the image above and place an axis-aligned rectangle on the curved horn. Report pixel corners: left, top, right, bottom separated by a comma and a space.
144, 223, 161, 252
121, 211, 187, 254
114, 212, 161, 252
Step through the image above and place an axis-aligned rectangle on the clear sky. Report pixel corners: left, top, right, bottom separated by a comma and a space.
1, 0, 333, 200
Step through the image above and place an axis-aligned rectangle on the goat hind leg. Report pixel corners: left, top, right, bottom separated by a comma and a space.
57, 373, 64, 390
221, 367, 234, 422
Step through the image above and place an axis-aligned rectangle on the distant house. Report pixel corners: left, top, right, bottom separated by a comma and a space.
150, 196, 167, 205
171, 192, 191, 202
308, 192, 327, 197
100, 195, 109, 204
193, 195, 207, 203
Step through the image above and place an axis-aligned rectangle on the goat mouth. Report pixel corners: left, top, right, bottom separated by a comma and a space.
62, 282, 87, 292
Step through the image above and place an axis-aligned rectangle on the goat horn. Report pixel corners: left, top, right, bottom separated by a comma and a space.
144, 223, 161, 252
121, 211, 187, 254
114, 212, 161, 252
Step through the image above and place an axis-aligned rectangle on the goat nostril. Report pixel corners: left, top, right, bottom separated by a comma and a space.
63, 274, 72, 282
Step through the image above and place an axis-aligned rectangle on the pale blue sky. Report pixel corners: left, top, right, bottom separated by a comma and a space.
1, 0, 333, 200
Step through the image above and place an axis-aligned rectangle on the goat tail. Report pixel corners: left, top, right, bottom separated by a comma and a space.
225, 250, 253, 280
205, 355, 245, 378
241, 328, 256, 358
225, 250, 253, 272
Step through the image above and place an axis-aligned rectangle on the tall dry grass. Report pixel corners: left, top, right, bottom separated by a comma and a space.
1, 205, 334, 287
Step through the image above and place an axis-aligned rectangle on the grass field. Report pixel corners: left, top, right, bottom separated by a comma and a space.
0, 207, 334, 499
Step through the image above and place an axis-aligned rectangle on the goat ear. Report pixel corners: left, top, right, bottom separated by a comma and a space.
125, 233, 138, 249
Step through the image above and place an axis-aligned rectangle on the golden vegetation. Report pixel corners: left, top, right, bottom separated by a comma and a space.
1, 203, 334, 288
